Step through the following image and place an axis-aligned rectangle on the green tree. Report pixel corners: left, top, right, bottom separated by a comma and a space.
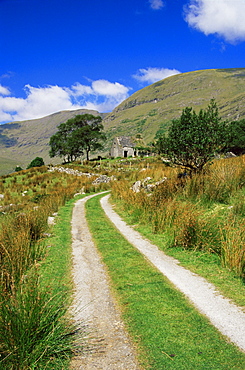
226, 119, 245, 155
49, 114, 106, 162
27, 157, 45, 169
15, 166, 23, 172
155, 99, 228, 174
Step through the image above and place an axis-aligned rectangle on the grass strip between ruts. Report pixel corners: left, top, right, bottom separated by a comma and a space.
86, 193, 245, 370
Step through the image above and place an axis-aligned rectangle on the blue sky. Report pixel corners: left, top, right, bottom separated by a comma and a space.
0, 0, 245, 123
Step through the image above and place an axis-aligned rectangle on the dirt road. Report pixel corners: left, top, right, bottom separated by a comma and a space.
70, 193, 141, 370
100, 194, 245, 353
71, 192, 245, 369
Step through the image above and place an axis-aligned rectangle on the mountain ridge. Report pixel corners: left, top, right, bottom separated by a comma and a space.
103, 68, 245, 146
0, 68, 245, 175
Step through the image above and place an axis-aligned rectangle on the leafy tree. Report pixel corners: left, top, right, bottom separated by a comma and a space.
15, 166, 23, 172
49, 114, 106, 162
153, 135, 166, 155
226, 119, 245, 155
27, 157, 45, 169
49, 121, 83, 162
155, 99, 228, 174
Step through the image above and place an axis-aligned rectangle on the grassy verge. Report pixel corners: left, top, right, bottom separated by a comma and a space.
39, 194, 89, 369
111, 197, 245, 309
0, 194, 86, 370
86, 194, 245, 370
40, 197, 75, 293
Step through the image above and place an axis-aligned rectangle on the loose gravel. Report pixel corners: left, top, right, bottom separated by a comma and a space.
70, 193, 142, 370
70, 191, 245, 369
100, 194, 245, 353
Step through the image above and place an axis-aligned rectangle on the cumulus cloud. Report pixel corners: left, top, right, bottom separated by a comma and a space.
91, 80, 129, 97
0, 80, 130, 124
184, 0, 245, 43
71, 80, 130, 113
133, 67, 181, 84
0, 85, 11, 96
71, 83, 93, 96
149, 0, 165, 10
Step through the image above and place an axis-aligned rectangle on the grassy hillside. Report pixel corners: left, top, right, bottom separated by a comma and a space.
0, 109, 104, 174
1, 157, 245, 368
0, 68, 245, 174
103, 68, 245, 147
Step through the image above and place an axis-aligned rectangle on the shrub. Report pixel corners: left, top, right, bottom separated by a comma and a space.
14, 166, 23, 172
27, 157, 45, 169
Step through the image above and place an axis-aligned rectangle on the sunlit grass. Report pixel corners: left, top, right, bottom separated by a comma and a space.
0, 166, 100, 369
86, 194, 245, 369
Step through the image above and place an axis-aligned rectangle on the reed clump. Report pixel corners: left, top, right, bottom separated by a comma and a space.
0, 165, 103, 368
111, 155, 245, 278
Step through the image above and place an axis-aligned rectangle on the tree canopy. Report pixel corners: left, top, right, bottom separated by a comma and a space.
226, 119, 245, 155
155, 99, 228, 174
27, 157, 45, 169
49, 114, 106, 162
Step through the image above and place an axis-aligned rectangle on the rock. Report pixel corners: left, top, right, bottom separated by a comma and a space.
131, 180, 142, 193
225, 152, 236, 158
48, 166, 96, 177
92, 175, 112, 184
155, 177, 167, 185
131, 177, 167, 193
142, 177, 152, 185
47, 216, 56, 226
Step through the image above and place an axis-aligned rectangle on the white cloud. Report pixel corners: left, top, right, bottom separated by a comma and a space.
149, 0, 165, 10
0, 79, 131, 124
184, 0, 245, 43
133, 67, 181, 84
91, 80, 129, 97
70, 80, 130, 113
0, 85, 11, 96
71, 83, 93, 96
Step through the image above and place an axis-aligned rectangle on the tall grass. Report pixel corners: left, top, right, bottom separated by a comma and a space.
0, 165, 104, 369
0, 270, 76, 370
220, 217, 245, 278
86, 194, 245, 370
111, 155, 245, 279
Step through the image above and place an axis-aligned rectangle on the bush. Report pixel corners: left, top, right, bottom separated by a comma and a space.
27, 157, 45, 169
14, 166, 23, 172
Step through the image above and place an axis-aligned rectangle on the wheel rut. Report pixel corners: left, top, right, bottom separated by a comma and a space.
70, 193, 141, 370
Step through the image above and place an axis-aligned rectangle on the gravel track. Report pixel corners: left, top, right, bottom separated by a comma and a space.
70, 191, 245, 369
100, 194, 245, 353
70, 193, 142, 370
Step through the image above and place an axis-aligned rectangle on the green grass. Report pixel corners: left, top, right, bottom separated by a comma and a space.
1, 68, 245, 176
39, 194, 94, 367
0, 172, 88, 370
40, 197, 74, 294
104, 68, 245, 143
86, 194, 245, 369
111, 197, 245, 309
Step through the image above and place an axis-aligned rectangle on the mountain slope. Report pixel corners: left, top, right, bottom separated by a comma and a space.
103, 68, 245, 145
0, 68, 245, 175
0, 109, 104, 174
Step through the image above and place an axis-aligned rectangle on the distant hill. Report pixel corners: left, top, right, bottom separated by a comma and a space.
103, 68, 245, 147
0, 68, 245, 175
0, 109, 105, 175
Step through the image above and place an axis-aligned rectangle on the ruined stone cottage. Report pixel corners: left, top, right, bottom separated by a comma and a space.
110, 136, 136, 158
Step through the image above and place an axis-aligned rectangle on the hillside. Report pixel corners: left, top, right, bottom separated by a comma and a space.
0, 109, 104, 175
0, 68, 245, 175
103, 68, 245, 146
